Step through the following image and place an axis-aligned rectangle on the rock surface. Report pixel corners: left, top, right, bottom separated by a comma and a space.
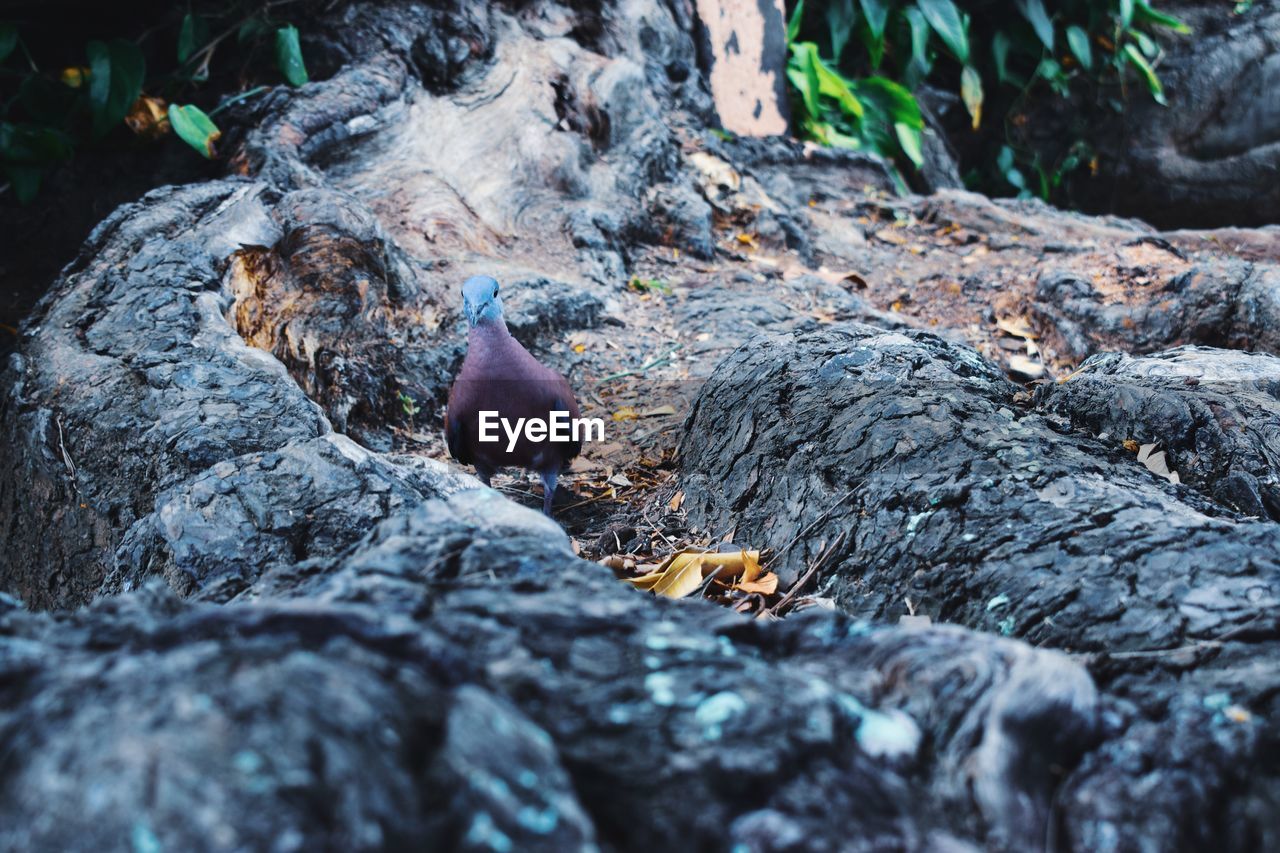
0, 1, 1277, 850
1074, 1, 1280, 228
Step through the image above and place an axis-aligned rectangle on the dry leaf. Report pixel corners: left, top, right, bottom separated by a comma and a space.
639, 405, 677, 417
996, 316, 1037, 340
668, 490, 685, 511
1123, 438, 1140, 452
623, 571, 664, 591
736, 572, 778, 595
651, 556, 704, 598
599, 554, 635, 572
1137, 443, 1181, 484
1007, 355, 1044, 379
124, 96, 171, 140
613, 407, 638, 421
664, 549, 761, 581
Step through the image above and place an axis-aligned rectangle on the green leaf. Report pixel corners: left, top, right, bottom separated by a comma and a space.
855, 76, 923, 128
1132, 30, 1158, 58
860, 0, 890, 39
1123, 42, 1166, 104
903, 7, 933, 88
787, 0, 806, 43
18, 73, 78, 126
0, 23, 17, 63
86, 39, 146, 138
960, 64, 983, 129
1134, 1, 1191, 32
0, 121, 74, 164
917, 0, 969, 63
802, 43, 822, 118
860, 0, 890, 67
815, 58, 864, 119
1035, 57, 1070, 95
825, 0, 858, 60
1066, 25, 1092, 70
168, 103, 222, 158
894, 122, 924, 168
1119, 0, 1135, 28
238, 15, 271, 45
274, 25, 308, 87
1017, 0, 1054, 50
992, 30, 1012, 83
787, 45, 821, 120
3, 164, 43, 204
178, 14, 195, 63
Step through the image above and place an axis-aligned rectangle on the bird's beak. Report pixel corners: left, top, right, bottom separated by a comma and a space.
463, 298, 476, 326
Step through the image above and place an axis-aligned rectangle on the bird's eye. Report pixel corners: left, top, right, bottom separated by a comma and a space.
493, 285, 499, 296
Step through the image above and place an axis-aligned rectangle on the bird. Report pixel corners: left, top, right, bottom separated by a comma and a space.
446, 275, 582, 516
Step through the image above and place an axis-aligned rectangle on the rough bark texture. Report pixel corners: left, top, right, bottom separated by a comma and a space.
1, 1, 1278, 850
680, 325, 1279, 850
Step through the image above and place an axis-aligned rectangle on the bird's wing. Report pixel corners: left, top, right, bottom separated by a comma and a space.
445, 402, 470, 464
552, 392, 582, 461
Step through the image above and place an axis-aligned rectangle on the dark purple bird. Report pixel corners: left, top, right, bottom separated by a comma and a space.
446, 275, 581, 516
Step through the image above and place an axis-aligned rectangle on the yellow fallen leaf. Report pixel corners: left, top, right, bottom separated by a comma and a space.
573, 343, 586, 353
621, 548, 763, 599
660, 549, 761, 581
668, 490, 685, 511
652, 556, 704, 598
613, 407, 638, 421
623, 571, 664, 591
736, 572, 778, 595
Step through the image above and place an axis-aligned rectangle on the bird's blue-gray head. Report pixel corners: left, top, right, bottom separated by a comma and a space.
462, 275, 504, 328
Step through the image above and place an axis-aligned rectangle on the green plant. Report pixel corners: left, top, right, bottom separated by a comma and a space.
398, 391, 421, 422
628, 276, 673, 295
784, 0, 1190, 200
0, 4, 311, 203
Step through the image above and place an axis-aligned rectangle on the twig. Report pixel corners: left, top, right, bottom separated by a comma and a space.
209, 85, 270, 116
598, 344, 683, 384
642, 505, 676, 550
763, 486, 857, 570
55, 414, 81, 497
1080, 614, 1272, 662
766, 530, 847, 618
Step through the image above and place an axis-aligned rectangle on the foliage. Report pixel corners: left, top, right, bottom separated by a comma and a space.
398, 391, 421, 422
784, 0, 1191, 200
627, 276, 673, 295
0, 4, 312, 203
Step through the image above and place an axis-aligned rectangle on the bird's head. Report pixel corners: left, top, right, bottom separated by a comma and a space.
461, 275, 505, 328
